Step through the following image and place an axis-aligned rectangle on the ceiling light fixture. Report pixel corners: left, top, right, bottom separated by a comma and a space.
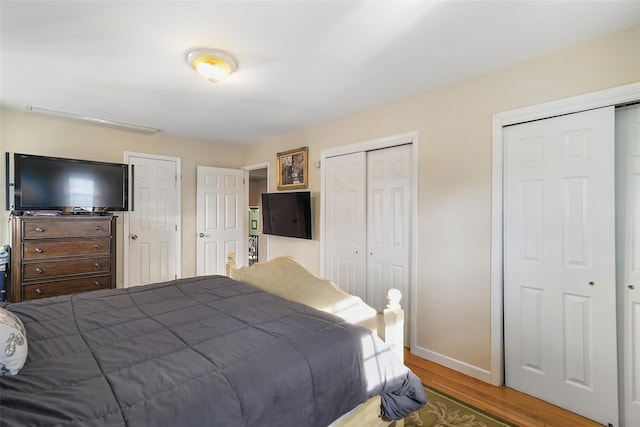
25, 105, 161, 134
186, 48, 237, 84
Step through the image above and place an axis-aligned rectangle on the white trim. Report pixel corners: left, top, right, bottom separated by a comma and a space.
490, 82, 640, 386
123, 151, 182, 286
242, 162, 271, 262
320, 130, 419, 350
412, 344, 492, 383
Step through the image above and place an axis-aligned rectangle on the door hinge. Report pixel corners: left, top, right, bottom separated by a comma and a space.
175, 224, 178, 231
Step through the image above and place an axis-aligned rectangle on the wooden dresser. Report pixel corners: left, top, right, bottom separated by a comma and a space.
10, 215, 116, 303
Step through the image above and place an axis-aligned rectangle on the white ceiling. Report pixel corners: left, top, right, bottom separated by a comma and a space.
2, 1, 639, 145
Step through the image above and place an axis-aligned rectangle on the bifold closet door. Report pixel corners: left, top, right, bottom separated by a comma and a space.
617, 104, 640, 427
504, 107, 618, 426
324, 144, 412, 315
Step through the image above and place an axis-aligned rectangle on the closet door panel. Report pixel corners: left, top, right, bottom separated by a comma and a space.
367, 145, 412, 319
616, 104, 640, 427
324, 152, 367, 299
504, 106, 617, 426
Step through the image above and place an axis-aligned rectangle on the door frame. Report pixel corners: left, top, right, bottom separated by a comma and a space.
123, 151, 182, 286
490, 82, 640, 386
320, 130, 419, 349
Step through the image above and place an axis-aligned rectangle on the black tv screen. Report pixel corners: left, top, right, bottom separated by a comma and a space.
13, 153, 129, 212
262, 191, 312, 239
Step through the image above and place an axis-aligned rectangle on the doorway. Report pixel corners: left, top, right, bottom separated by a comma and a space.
245, 162, 269, 264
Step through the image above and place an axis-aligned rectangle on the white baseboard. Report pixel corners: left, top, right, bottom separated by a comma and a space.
411, 345, 492, 384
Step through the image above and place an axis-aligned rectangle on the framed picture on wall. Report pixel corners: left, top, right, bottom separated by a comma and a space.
277, 146, 308, 190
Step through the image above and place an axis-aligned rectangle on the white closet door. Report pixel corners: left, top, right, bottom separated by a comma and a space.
324, 152, 367, 299
617, 104, 640, 427
367, 145, 411, 314
504, 107, 618, 426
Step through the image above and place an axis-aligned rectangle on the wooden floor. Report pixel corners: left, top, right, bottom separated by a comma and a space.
404, 350, 603, 427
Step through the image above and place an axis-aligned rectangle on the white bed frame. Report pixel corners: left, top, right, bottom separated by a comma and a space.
225, 253, 406, 427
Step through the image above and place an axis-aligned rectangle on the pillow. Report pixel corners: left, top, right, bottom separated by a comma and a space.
0, 307, 28, 376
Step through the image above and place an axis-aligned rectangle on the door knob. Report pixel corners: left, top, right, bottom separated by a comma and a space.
131, 234, 138, 240
199, 233, 205, 238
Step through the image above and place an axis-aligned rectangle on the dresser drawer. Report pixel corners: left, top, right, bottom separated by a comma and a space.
22, 239, 111, 260
22, 275, 111, 300
22, 257, 111, 280
22, 219, 111, 239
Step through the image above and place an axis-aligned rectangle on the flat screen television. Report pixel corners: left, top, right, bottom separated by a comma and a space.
261, 191, 312, 239
13, 153, 129, 213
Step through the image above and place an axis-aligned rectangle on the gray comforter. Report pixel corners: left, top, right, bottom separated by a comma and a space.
0, 275, 425, 426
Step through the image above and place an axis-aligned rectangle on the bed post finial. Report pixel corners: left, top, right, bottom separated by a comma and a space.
377, 288, 404, 363
226, 252, 237, 277
386, 288, 402, 310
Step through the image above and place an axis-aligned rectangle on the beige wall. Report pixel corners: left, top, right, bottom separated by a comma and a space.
241, 25, 640, 374
1, 25, 638, 379
0, 109, 244, 281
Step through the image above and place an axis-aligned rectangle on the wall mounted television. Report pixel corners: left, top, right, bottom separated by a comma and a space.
12, 153, 129, 213
261, 191, 312, 239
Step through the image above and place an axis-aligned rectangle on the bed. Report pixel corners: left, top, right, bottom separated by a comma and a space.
0, 253, 426, 426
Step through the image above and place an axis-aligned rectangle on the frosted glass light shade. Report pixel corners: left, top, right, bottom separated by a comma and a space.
186, 49, 237, 83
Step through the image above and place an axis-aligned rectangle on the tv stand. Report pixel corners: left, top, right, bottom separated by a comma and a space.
9, 215, 116, 302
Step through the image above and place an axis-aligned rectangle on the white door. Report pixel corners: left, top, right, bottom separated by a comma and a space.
504, 107, 618, 425
617, 104, 640, 427
366, 145, 411, 314
125, 154, 179, 286
196, 166, 246, 275
324, 152, 367, 299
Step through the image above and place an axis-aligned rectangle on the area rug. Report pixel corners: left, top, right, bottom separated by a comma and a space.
399, 385, 518, 427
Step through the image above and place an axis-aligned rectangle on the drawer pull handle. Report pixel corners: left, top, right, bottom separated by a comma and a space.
35, 288, 43, 295
35, 247, 43, 253
94, 263, 101, 268
35, 227, 45, 233
95, 226, 101, 231
94, 244, 101, 249
35, 267, 43, 274
94, 281, 100, 286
